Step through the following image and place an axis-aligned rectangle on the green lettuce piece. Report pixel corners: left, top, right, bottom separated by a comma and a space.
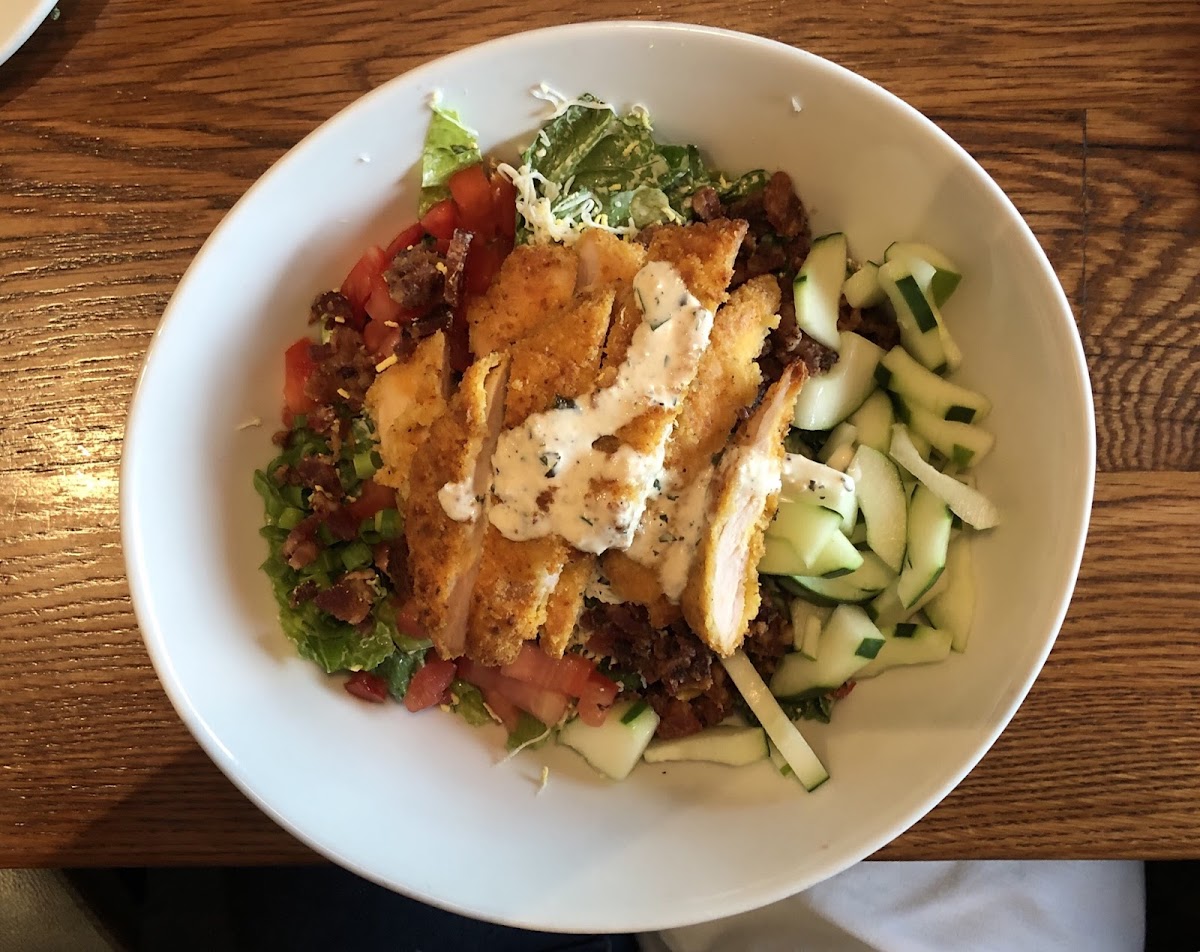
420, 101, 482, 214
717, 168, 770, 203
521, 94, 615, 185
449, 679, 493, 727
505, 712, 550, 751
372, 647, 424, 702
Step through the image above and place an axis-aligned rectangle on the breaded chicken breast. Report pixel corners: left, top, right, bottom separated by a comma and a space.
467, 243, 579, 356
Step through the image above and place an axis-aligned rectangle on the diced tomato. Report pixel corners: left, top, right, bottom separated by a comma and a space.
481, 688, 521, 732
346, 478, 396, 521
362, 319, 403, 361
384, 222, 426, 260
490, 172, 518, 242
393, 603, 428, 642
340, 245, 389, 326
463, 239, 507, 297
830, 680, 857, 700
344, 671, 389, 703
420, 199, 459, 240
458, 659, 571, 727
283, 338, 318, 415
404, 656, 457, 712
448, 163, 495, 236
363, 274, 405, 325
575, 674, 620, 727
501, 644, 596, 697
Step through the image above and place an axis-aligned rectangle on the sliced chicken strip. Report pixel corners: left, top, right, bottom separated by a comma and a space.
540, 551, 595, 657
466, 243, 579, 356
682, 362, 808, 656
604, 273, 782, 606
466, 289, 614, 666
365, 331, 449, 500
404, 352, 509, 658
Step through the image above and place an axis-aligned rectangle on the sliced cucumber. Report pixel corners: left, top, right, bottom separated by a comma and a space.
793, 232, 847, 350
761, 508, 863, 577
846, 520, 869, 545
843, 260, 885, 308
792, 332, 884, 431
558, 700, 660, 781
766, 502, 843, 566
781, 453, 858, 530
883, 241, 962, 307
855, 622, 953, 678
893, 396, 995, 469
897, 483, 953, 608
790, 599, 830, 658
806, 530, 864, 577
866, 570, 947, 627
925, 534, 975, 652
847, 389, 894, 454
767, 739, 793, 777
643, 725, 768, 767
780, 550, 895, 604
816, 421, 858, 468
770, 605, 883, 699
846, 444, 907, 573
721, 650, 829, 791
877, 259, 948, 372
890, 425, 1000, 529
877, 346, 991, 422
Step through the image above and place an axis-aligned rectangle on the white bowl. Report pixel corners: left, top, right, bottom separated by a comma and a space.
121, 21, 1094, 934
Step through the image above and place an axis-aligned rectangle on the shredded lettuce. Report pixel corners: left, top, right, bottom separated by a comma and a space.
419, 97, 482, 214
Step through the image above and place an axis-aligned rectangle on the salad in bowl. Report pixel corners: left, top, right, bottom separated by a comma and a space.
253, 88, 1000, 790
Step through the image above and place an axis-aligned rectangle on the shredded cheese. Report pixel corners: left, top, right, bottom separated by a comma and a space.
530, 82, 616, 119
537, 765, 550, 794
498, 724, 553, 764
235, 416, 261, 431
375, 354, 398, 373
336, 387, 351, 399
498, 161, 637, 246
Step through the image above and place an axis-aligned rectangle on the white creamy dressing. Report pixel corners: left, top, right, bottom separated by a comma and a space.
437, 477, 482, 523
484, 262, 714, 554
626, 464, 715, 602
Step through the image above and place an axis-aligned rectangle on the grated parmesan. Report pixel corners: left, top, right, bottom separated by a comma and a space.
375, 354, 398, 373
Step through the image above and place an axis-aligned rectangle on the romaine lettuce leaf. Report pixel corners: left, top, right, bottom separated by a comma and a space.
420, 101, 482, 214
449, 679, 493, 727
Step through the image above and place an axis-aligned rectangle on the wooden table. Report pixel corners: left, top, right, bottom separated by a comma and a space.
1, 0, 1197, 869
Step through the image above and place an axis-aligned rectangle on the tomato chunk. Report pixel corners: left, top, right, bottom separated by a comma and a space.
340, 246, 389, 326
393, 603, 428, 643
458, 659, 570, 727
501, 644, 596, 697
344, 671, 388, 703
490, 173, 518, 242
405, 656, 457, 712
283, 338, 318, 415
420, 199, 460, 240
347, 479, 396, 521
362, 319, 403, 361
448, 163, 495, 236
481, 688, 521, 732
576, 674, 620, 727
384, 222, 426, 260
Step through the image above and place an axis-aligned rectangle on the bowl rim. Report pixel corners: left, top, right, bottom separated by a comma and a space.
120, 19, 1096, 933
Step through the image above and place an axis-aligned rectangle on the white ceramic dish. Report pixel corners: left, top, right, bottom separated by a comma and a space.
0, 0, 57, 67
121, 21, 1094, 934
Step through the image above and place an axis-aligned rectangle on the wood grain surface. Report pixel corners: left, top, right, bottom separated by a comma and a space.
1, 0, 1198, 869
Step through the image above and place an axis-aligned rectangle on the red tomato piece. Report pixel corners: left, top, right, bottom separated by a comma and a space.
393, 602, 428, 642
364, 274, 405, 325
575, 674, 620, 727
480, 688, 521, 732
463, 240, 506, 297
420, 199, 459, 240
448, 163, 495, 236
500, 644, 596, 697
404, 656, 457, 712
344, 671, 388, 703
457, 659, 570, 727
830, 680, 857, 700
346, 479, 396, 521
384, 222, 426, 260
362, 319, 403, 361
340, 245, 389, 325
490, 173, 518, 242
283, 338, 317, 415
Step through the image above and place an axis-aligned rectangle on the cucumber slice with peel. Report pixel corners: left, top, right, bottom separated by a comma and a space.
816, 421, 858, 467
770, 605, 883, 699
791, 599, 830, 657
792, 332, 884, 431
890, 425, 1000, 529
558, 700, 660, 781
780, 550, 895, 604
855, 622, 954, 678
884, 241, 962, 307
878, 260, 949, 371
925, 535, 975, 652
892, 396, 995, 469
643, 725, 768, 767
761, 507, 863, 577
721, 650, 829, 791
877, 346, 991, 422
847, 445, 907, 573
781, 453, 858, 530
897, 484, 953, 607
843, 260, 886, 308
866, 570, 948, 627
793, 232, 848, 350
766, 502, 842, 566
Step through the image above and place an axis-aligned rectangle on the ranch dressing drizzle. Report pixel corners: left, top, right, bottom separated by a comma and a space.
626, 463, 715, 603
487, 262, 714, 554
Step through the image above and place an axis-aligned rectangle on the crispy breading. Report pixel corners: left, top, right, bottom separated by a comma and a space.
405, 353, 509, 658
540, 551, 595, 657
682, 362, 808, 656
576, 230, 647, 386
602, 274, 782, 610
466, 244, 579, 356
466, 290, 613, 666
365, 332, 450, 500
